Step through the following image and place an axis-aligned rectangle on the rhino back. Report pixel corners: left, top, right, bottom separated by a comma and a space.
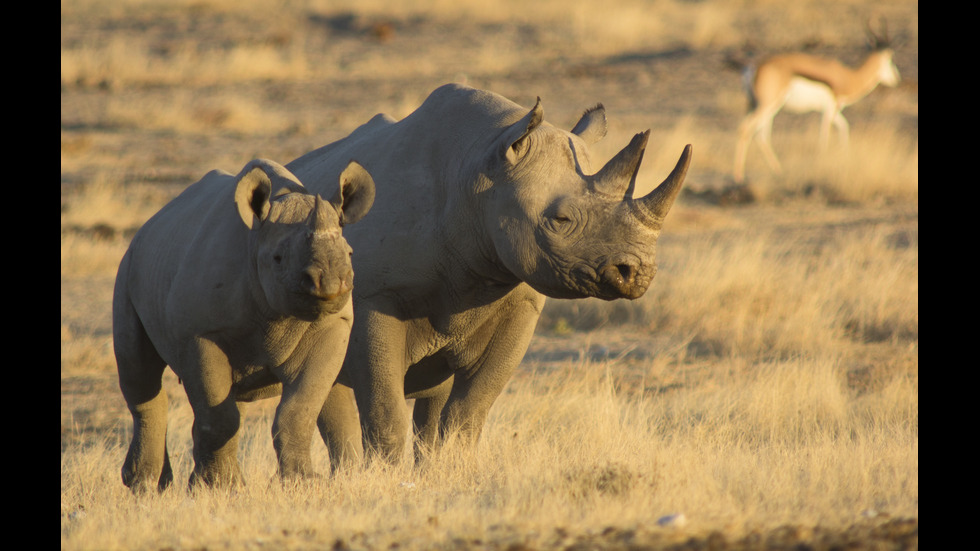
288, 84, 526, 199
285, 85, 530, 301
288, 113, 447, 300
121, 170, 256, 353
287, 113, 396, 193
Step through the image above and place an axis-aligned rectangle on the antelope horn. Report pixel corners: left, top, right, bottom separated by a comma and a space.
630, 144, 692, 227
866, 17, 891, 49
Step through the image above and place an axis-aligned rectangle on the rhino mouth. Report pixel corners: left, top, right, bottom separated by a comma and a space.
286, 285, 352, 319
300, 297, 350, 320
568, 262, 654, 301
308, 280, 351, 302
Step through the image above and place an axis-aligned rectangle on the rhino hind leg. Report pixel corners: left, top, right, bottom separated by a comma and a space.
120, 388, 172, 493
181, 351, 245, 489
114, 296, 173, 493
411, 376, 452, 462
185, 400, 245, 488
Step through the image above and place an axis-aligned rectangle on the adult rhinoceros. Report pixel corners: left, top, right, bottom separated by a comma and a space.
287, 83, 691, 465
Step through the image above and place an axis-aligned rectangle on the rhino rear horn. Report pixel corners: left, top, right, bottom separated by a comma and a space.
630, 144, 692, 227
590, 130, 650, 199
329, 160, 376, 226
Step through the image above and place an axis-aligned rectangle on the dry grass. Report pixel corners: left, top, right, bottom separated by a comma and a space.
61, 0, 916, 548
61, 351, 917, 549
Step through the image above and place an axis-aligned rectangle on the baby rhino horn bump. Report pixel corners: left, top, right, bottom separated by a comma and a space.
590, 130, 650, 198
631, 144, 692, 226
308, 194, 333, 235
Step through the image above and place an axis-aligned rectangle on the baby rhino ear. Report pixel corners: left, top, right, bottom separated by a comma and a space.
235, 166, 273, 229
330, 160, 376, 226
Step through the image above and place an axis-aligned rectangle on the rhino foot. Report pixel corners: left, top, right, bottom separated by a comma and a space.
188, 464, 244, 489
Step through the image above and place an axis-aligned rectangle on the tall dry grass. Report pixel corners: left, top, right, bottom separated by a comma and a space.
61, 174, 174, 277
623, 113, 918, 207
62, 0, 913, 87
61, 346, 917, 549
730, 121, 919, 205
61, 0, 732, 87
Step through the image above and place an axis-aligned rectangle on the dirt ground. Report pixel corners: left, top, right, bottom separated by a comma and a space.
61, 3, 917, 549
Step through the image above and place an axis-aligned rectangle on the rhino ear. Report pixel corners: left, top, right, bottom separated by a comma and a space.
235, 167, 273, 229
330, 160, 376, 226
571, 104, 606, 145
495, 97, 544, 164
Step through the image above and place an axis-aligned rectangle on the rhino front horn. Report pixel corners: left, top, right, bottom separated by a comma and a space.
631, 144, 692, 227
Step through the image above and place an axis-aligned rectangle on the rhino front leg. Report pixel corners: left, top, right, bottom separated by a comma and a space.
114, 291, 174, 494
440, 299, 542, 446
273, 334, 349, 480
180, 339, 244, 488
272, 387, 321, 480
318, 382, 363, 472
347, 309, 411, 464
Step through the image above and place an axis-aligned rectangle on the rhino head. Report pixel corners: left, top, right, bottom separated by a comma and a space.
234, 160, 375, 319
482, 100, 690, 301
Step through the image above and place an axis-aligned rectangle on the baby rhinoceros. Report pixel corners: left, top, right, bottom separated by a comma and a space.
112, 158, 375, 493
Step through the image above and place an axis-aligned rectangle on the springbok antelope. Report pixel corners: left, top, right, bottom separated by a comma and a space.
733, 23, 900, 183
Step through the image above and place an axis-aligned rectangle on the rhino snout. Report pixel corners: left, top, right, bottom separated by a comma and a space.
301, 267, 352, 301
598, 260, 655, 300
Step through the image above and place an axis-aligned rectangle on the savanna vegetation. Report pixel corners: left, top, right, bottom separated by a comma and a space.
62, 0, 917, 549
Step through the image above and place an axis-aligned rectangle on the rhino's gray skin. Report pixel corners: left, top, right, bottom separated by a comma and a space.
112, 158, 375, 492
286, 84, 691, 465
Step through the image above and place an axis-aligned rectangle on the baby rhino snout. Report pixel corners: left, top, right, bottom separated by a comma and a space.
301, 265, 352, 301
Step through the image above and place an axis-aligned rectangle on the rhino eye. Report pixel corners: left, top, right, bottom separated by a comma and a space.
274, 254, 283, 264
548, 214, 575, 234
552, 214, 573, 226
